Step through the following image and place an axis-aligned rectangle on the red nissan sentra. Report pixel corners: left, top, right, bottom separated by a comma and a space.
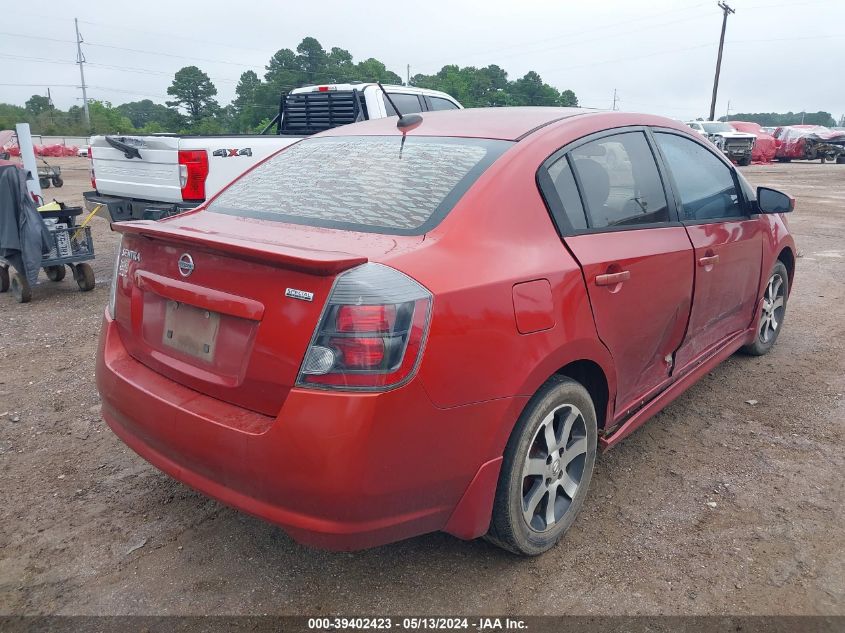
96, 108, 796, 555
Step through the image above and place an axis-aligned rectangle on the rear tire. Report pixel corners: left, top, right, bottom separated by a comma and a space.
10, 272, 31, 303
836, 155, 845, 164
39, 177, 51, 189
486, 376, 597, 556
741, 261, 788, 356
776, 157, 792, 163
738, 155, 752, 167
74, 263, 95, 292
45, 265, 66, 282
0, 266, 9, 293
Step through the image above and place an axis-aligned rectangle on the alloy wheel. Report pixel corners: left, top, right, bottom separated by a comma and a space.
521, 404, 588, 532
759, 272, 785, 343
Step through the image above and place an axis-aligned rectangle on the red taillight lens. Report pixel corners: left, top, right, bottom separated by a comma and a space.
88, 145, 96, 190
297, 264, 432, 391
178, 149, 209, 201
330, 337, 385, 368
336, 304, 396, 333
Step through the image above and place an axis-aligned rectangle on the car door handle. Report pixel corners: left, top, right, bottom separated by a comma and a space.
595, 271, 631, 286
698, 255, 720, 267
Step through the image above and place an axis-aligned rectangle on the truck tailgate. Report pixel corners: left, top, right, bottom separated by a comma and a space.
91, 136, 183, 203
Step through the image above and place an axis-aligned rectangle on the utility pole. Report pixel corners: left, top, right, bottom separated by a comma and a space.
74, 17, 90, 129
612, 88, 619, 111
725, 99, 731, 121
406, 64, 411, 86
708, 2, 734, 121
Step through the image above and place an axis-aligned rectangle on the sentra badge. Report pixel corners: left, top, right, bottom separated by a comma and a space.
285, 288, 314, 302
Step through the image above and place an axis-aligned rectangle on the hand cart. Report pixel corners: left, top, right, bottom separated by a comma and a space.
37, 159, 63, 189
0, 204, 96, 303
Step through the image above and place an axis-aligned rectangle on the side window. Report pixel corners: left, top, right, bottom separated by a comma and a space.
546, 156, 588, 230
654, 132, 742, 221
383, 93, 423, 116
570, 132, 669, 229
428, 96, 459, 111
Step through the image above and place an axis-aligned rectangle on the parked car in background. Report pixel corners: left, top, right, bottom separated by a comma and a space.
685, 121, 756, 165
773, 125, 845, 163
83, 83, 462, 222
77, 145, 90, 158
730, 121, 779, 163
97, 107, 797, 555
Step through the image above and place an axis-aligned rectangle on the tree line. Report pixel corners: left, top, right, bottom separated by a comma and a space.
0, 36, 579, 136
719, 111, 839, 127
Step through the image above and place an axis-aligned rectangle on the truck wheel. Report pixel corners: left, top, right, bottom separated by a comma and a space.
776, 157, 792, 163
741, 261, 788, 356
11, 272, 32, 303
486, 376, 597, 556
738, 156, 752, 166
45, 265, 66, 282
0, 266, 9, 293
39, 177, 51, 189
51, 176, 63, 187
837, 155, 845, 164
75, 263, 96, 292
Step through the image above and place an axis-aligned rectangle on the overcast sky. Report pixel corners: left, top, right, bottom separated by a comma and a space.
2, 0, 843, 122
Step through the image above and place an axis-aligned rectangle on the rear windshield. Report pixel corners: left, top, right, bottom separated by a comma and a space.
207, 135, 512, 235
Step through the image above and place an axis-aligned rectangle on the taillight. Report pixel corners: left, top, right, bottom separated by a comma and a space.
177, 150, 209, 201
88, 146, 96, 190
297, 263, 432, 391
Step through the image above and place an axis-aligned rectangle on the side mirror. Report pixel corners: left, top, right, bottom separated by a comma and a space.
757, 186, 794, 214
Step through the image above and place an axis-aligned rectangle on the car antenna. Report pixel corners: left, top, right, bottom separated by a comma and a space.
377, 82, 422, 157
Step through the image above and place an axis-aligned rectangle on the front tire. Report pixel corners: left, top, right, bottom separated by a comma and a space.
487, 376, 597, 556
742, 261, 788, 356
738, 155, 752, 166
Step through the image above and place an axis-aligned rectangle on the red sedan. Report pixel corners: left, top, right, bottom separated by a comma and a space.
97, 108, 796, 555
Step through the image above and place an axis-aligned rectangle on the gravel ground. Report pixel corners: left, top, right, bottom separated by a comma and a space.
0, 157, 843, 616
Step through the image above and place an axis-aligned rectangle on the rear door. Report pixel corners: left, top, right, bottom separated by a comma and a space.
91, 135, 183, 202
540, 129, 694, 415
652, 131, 763, 370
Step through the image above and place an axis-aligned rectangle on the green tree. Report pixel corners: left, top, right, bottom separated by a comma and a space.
559, 89, 578, 107
232, 71, 264, 132
353, 58, 402, 84
87, 101, 135, 134
166, 66, 219, 124
326, 47, 355, 82
117, 99, 184, 130
510, 71, 561, 106
296, 37, 329, 82
0, 103, 30, 130
25, 94, 52, 117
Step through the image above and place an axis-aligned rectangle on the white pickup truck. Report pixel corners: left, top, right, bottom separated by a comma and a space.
84, 83, 461, 221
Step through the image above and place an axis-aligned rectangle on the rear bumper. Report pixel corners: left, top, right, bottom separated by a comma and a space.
96, 312, 516, 550
84, 191, 199, 222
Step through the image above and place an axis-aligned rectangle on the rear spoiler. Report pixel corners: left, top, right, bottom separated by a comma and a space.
112, 220, 367, 276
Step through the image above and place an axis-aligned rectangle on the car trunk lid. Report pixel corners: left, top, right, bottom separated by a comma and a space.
111, 212, 421, 416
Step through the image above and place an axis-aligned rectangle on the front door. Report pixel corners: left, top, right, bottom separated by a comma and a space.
652, 132, 763, 370
542, 130, 695, 416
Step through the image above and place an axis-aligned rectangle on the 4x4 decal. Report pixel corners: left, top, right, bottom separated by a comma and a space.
212, 148, 253, 158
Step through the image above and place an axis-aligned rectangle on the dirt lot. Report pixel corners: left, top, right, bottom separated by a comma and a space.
0, 156, 843, 616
